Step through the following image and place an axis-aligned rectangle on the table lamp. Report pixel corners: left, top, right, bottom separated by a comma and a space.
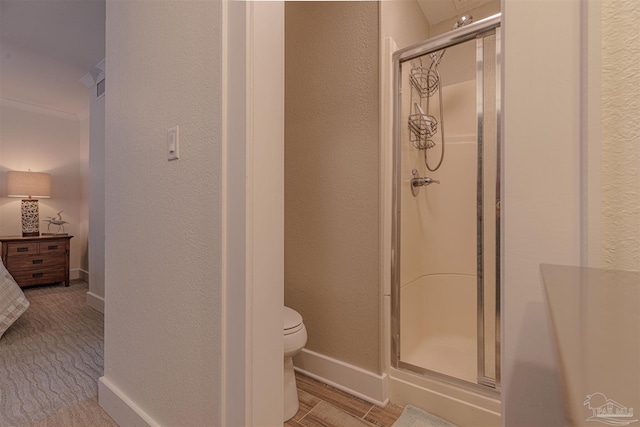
7, 171, 51, 237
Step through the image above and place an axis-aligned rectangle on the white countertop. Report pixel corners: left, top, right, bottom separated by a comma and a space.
541, 264, 640, 427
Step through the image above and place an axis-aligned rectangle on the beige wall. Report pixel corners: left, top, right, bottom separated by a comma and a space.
285, 1, 381, 374
380, 0, 429, 50
502, 0, 583, 424
102, 1, 222, 425
601, 0, 640, 271
0, 100, 88, 276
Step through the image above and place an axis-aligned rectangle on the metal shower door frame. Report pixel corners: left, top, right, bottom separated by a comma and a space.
391, 13, 502, 395
476, 26, 502, 391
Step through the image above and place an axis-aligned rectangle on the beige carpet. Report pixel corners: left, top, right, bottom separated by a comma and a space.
0, 280, 117, 427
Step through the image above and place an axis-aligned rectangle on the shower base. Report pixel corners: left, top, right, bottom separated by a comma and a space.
402, 335, 477, 383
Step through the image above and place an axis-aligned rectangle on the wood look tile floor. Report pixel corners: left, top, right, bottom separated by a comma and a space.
284, 372, 404, 427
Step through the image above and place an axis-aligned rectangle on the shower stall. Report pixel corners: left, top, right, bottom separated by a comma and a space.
391, 14, 501, 394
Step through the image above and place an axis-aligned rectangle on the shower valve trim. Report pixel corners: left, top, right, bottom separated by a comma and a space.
411, 169, 440, 196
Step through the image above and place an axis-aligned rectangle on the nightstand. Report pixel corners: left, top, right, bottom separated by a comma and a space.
0, 235, 73, 288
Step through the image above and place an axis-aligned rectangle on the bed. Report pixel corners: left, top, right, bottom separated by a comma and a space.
0, 258, 30, 339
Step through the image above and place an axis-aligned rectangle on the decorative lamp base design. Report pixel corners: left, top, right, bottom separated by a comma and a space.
21, 199, 40, 237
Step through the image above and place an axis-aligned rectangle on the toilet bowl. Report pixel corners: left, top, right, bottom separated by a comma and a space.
283, 306, 307, 422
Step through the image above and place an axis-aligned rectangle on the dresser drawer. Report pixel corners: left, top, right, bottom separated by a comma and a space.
10, 267, 66, 287
6, 242, 39, 256
39, 240, 66, 254
8, 254, 66, 271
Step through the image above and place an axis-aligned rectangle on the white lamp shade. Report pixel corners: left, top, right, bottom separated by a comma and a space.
7, 171, 51, 198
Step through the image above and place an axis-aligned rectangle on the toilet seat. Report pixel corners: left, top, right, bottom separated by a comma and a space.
284, 306, 303, 335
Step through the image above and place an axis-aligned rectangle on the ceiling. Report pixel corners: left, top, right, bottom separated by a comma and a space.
0, 0, 489, 117
0, 0, 105, 116
417, 0, 495, 26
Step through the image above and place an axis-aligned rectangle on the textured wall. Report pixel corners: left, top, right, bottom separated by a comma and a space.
601, 0, 640, 271
103, 1, 222, 425
0, 101, 87, 274
285, 2, 381, 374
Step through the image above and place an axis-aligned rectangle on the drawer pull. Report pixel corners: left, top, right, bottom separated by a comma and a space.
48, 245, 59, 250
32, 259, 44, 264
17, 247, 29, 253
32, 273, 43, 278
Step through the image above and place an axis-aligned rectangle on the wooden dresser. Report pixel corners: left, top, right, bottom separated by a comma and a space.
0, 235, 73, 288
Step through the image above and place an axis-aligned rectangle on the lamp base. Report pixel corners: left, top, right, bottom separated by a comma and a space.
21, 199, 40, 237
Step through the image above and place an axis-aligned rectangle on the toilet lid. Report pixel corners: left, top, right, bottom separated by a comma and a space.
284, 306, 303, 332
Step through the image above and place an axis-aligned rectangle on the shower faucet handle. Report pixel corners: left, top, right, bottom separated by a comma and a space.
410, 169, 439, 196
411, 177, 439, 186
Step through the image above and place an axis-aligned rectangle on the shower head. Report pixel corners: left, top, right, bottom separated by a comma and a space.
453, 15, 473, 29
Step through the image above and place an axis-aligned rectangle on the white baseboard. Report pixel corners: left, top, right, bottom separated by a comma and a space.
293, 348, 389, 407
70, 268, 89, 281
87, 291, 105, 314
98, 376, 160, 427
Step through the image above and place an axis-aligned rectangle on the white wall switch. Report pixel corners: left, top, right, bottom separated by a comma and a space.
168, 126, 179, 161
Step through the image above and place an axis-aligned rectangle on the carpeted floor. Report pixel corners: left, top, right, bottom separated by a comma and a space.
0, 280, 117, 426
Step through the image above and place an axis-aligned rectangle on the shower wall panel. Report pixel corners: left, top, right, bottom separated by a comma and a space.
399, 66, 479, 381
400, 77, 477, 284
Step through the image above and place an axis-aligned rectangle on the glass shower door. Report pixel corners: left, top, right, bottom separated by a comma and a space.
391, 18, 501, 393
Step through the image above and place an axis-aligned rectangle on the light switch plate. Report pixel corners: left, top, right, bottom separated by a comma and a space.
168, 126, 179, 161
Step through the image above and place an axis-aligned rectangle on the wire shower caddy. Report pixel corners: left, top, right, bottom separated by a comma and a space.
407, 52, 446, 171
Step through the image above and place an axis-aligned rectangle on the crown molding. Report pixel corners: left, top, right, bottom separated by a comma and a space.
0, 97, 82, 121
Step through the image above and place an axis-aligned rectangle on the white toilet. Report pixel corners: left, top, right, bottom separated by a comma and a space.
283, 306, 307, 422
